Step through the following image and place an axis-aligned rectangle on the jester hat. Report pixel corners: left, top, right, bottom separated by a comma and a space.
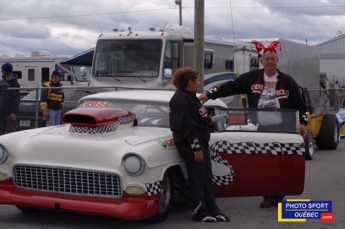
251, 40, 282, 59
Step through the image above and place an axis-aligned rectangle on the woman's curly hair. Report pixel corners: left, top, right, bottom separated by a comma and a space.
171, 67, 200, 90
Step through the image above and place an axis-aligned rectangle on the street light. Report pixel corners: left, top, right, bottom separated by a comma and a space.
175, 0, 182, 26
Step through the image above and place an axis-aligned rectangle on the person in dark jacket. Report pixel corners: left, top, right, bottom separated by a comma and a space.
0, 63, 20, 135
40, 70, 64, 126
169, 67, 230, 223
199, 40, 308, 208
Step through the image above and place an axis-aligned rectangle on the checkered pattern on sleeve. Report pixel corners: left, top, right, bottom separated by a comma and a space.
188, 138, 201, 151
69, 115, 136, 134
145, 180, 163, 197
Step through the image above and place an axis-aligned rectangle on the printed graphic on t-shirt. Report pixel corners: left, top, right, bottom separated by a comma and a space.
258, 82, 278, 108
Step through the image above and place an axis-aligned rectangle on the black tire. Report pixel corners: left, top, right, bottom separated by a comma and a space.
145, 172, 173, 224
241, 97, 247, 108
16, 206, 40, 213
315, 114, 340, 150
304, 130, 314, 160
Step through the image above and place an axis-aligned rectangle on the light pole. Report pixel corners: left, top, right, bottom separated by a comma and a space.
175, 0, 182, 26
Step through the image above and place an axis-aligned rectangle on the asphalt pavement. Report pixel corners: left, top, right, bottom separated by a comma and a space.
0, 140, 344, 229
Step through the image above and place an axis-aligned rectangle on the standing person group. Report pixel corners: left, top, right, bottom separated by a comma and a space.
169, 67, 230, 223
199, 40, 308, 208
40, 70, 64, 126
0, 63, 20, 135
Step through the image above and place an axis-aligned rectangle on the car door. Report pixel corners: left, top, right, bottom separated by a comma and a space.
209, 107, 305, 198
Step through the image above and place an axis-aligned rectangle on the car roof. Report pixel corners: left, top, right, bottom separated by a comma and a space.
80, 90, 227, 107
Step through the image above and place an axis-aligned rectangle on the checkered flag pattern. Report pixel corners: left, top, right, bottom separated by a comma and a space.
210, 141, 304, 156
210, 141, 235, 186
209, 140, 305, 186
69, 115, 136, 134
145, 180, 163, 197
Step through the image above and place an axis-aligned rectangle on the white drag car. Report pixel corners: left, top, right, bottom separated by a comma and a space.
0, 90, 306, 223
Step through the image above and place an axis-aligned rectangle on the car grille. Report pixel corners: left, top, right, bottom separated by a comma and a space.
13, 165, 122, 198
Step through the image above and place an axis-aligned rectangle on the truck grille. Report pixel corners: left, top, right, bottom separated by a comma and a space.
13, 165, 122, 198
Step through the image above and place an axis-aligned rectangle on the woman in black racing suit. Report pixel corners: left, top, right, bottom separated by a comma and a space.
169, 67, 230, 223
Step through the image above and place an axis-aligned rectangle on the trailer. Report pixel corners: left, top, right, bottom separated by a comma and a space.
0, 51, 89, 89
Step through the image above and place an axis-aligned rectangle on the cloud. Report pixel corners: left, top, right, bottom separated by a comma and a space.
0, 0, 344, 56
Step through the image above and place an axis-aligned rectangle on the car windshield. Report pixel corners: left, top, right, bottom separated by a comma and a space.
78, 99, 299, 133
94, 39, 162, 78
213, 107, 299, 133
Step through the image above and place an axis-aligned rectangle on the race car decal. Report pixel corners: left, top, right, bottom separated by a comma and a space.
82, 101, 109, 108
145, 180, 162, 196
158, 139, 176, 149
210, 141, 305, 186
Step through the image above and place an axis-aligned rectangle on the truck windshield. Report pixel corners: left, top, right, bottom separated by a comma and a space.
94, 40, 162, 78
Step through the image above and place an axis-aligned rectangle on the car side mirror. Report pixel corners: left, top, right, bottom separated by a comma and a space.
164, 68, 172, 78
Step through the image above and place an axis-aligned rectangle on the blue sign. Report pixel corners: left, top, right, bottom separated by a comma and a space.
278, 199, 334, 222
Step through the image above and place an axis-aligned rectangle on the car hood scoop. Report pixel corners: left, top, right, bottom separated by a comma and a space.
62, 107, 136, 134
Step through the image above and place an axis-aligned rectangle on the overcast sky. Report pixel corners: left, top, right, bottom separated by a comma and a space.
0, 0, 344, 57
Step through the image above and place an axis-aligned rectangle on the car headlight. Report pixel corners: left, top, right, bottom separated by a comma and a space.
0, 145, 9, 164
123, 154, 145, 176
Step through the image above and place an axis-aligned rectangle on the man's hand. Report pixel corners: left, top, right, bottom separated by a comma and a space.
299, 124, 308, 137
9, 113, 16, 120
194, 150, 204, 163
198, 94, 209, 104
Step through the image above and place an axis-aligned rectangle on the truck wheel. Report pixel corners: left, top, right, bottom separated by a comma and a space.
304, 130, 314, 160
145, 172, 172, 224
315, 114, 340, 150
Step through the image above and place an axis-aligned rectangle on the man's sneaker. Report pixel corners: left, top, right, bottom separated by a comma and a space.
260, 197, 275, 208
214, 213, 230, 222
192, 214, 217, 222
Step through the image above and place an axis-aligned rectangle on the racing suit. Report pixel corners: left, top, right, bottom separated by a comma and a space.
169, 89, 221, 218
206, 69, 308, 125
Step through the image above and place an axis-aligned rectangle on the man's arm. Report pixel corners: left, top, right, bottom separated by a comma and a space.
40, 86, 49, 114
288, 77, 308, 137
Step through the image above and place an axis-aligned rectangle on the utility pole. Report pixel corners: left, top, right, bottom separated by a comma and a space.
175, 0, 182, 26
194, 0, 204, 92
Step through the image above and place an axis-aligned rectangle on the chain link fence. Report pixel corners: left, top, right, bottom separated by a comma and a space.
0, 86, 344, 135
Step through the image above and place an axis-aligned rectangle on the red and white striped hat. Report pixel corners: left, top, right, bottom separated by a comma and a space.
251, 40, 282, 59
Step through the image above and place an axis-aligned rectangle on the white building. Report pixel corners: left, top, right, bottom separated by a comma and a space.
315, 33, 345, 85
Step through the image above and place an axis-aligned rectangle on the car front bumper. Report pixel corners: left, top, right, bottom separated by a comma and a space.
0, 178, 159, 220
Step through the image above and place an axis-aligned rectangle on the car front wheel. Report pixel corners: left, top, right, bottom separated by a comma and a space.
145, 172, 172, 224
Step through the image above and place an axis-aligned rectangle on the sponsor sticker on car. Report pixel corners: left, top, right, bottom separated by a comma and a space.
82, 101, 109, 108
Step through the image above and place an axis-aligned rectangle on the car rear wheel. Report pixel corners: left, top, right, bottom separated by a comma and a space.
304, 130, 314, 160
315, 114, 340, 150
145, 172, 172, 224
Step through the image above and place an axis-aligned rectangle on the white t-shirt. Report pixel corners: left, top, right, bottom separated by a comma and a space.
257, 73, 283, 126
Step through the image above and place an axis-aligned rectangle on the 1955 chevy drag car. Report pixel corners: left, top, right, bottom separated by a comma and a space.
0, 90, 305, 223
